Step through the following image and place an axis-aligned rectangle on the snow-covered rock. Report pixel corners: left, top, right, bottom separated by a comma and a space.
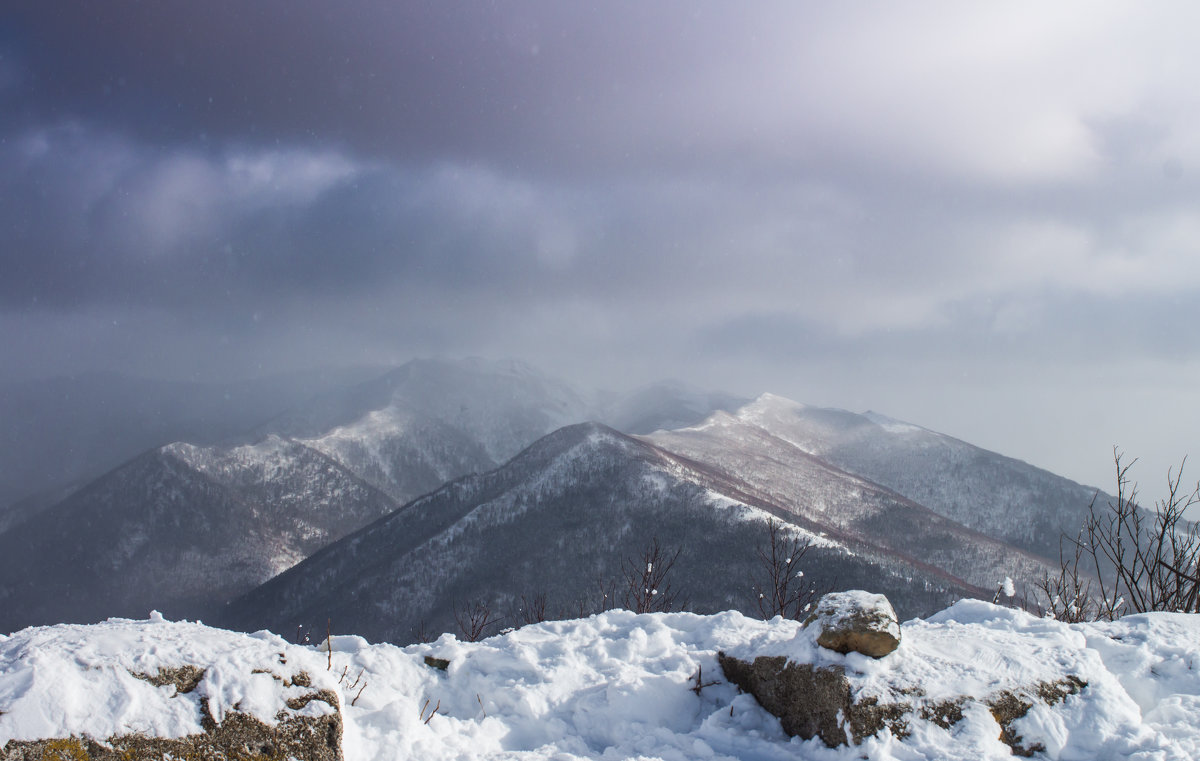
0, 616, 343, 760
804, 590, 901, 658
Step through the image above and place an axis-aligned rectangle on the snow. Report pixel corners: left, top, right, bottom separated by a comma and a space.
2, 603, 1199, 760
1001, 577, 1016, 598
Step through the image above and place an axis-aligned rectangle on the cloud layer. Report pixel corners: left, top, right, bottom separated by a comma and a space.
3, 1, 1199, 490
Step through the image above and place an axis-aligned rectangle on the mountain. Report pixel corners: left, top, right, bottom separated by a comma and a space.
244, 359, 747, 505
0, 368, 383, 516
728, 394, 1104, 561
1, 359, 1097, 641
0, 437, 399, 633
644, 411, 1057, 594
220, 423, 997, 644
0, 359, 757, 634
0, 360, 747, 528
0, 359, 749, 633
260, 358, 593, 503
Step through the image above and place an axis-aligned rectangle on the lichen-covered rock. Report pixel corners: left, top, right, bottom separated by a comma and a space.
717, 652, 909, 746
1, 690, 342, 761
130, 665, 206, 694
717, 650, 1087, 752
804, 590, 900, 658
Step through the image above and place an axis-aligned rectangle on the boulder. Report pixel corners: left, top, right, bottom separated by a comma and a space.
718, 648, 1086, 752
719, 595, 1092, 752
804, 590, 900, 657
1, 666, 343, 761
717, 653, 907, 746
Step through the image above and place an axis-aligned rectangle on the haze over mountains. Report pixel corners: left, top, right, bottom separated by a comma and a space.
0, 359, 1107, 638
0, 367, 385, 527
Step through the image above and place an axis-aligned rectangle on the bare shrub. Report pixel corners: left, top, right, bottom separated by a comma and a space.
454, 599, 502, 641
1031, 529, 1100, 623
1036, 449, 1200, 621
621, 537, 684, 613
510, 592, 549, 627
753, 518, 821, 620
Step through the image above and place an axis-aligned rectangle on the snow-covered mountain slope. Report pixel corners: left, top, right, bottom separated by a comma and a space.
731, 394, 1105, 561
295, 405, 497, 504
221, 423, 982, 644
230, 358, 593, 504
253, 359, 748, 503
0, 440, 400, 634
646, 413, 1058, 594
5, 604, 1199, 761
1, 359, 757, 635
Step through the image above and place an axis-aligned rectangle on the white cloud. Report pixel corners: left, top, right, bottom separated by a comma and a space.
979, 211, 1200, 299
5, 125, 368, 257
590, 2, 1199, 186
225, 150, 361, 208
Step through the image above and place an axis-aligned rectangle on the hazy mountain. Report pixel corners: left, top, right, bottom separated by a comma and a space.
219, 423, 998, 644
260, 358, 593, 503
0, 359, 757, 634
0, 367, 383, 515
0, 438, 399, 633
730, 394, 1105, 561
251, 359, 747, 505
1, 359, 1097, 640
0, 359, 746, 525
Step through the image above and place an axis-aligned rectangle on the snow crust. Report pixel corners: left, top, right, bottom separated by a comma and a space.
2, 603, 1198, 760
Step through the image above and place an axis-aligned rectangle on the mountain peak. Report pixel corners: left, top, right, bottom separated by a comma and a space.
735, 392, 808, 426
751, 391, 804, 407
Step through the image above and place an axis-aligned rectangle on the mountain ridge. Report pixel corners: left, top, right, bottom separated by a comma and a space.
218, 422, 991, 643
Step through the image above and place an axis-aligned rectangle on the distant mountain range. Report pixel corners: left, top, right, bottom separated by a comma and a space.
0, 359, 1105, 637
0, 438, 399, 629
220, 422, 1003, 643
0, 367, 384, 523
657, 394, 1102, 562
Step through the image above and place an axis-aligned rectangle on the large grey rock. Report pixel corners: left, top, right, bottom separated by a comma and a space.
805, 590, 901, 658
718, 651, 1087, 752
717, 653, 907, 746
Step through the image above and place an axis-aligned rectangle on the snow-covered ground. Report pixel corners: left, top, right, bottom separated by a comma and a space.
1, 603, 1197, 760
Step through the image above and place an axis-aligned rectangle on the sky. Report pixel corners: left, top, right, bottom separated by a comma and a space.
1, 1, 1198, 495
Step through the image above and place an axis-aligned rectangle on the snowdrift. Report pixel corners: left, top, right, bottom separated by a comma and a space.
1, 603, 1197, 760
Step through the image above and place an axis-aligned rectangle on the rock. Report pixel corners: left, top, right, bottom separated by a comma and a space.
717, 653, 908, 746
804, 590, 900, 658
718, 650, 1087, 751
130, 665, 206, 694
1, 670, 343, 761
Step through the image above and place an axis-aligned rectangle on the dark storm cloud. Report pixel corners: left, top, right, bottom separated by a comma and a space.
0, 126, 608, 310
2, 1, 698, 169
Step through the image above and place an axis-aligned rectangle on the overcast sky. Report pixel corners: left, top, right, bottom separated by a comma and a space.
2, 1, 1198, 493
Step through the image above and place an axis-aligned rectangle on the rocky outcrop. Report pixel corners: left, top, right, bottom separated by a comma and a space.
719, 592, 1088, 752
717, 653, 908, 746
719, 649, 1087, 751
1, 667, 343, 761
804, 590, 900, 657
